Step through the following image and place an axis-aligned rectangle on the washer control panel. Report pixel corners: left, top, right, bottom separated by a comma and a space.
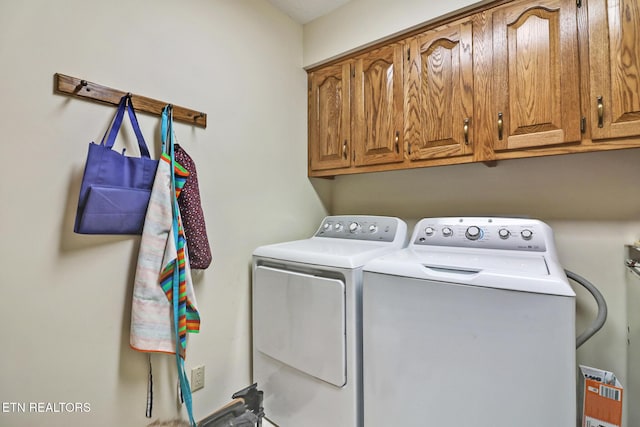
315, 216, 401, 242
413, 217, 547, 252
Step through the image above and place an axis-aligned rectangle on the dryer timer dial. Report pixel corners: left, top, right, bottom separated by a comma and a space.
521, 229, 533, 240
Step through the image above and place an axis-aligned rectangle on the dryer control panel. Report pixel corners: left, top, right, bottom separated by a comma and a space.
412, 217, 548, 252
315, 216, 403, 243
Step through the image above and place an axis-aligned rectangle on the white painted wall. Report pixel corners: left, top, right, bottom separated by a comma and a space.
304, 1, 640, 425
0, 1, 330, 426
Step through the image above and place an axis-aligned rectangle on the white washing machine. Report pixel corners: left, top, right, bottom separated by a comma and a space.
362, 217, 576, 427
252, 215, 408, 427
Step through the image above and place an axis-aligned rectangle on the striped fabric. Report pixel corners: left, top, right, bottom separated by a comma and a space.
130, 153, 200, 355
159, 155, 200, 355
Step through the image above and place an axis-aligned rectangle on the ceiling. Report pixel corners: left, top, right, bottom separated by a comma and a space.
265, 0, 351, 24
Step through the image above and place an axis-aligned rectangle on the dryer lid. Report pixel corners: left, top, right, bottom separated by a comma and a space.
253, 215, 408, 268
253, 238, 404, 268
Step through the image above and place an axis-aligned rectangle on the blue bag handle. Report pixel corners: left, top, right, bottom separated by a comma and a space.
161, 105, 172, 155
101, 95, 152, 158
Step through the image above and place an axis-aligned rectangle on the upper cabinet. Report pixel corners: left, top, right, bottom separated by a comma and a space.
404, 18, 474, 160
491, 0, 581, 151
352, 43, 405, 166
588, 0, 640, 141
306, 0, 640, 177
308, 61, 352, 171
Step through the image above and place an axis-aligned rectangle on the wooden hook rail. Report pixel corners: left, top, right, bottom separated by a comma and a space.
54, 73, 207, 128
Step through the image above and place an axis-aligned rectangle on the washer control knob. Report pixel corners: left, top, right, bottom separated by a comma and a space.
465, 226, 482, 240
368, 224, 378, 233
498, 228, 510, 239
323, 222, 331, 230
442, 227, 453, 237
334, 223, 344, 232
425, 227, 435, 236
521, 229, 533, 240
349, 222, 361, 233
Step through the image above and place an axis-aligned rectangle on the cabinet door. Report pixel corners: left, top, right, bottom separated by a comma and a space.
405, 19, 474, 160
353, 44, 404, 166
493, 0, 581, 150
589, 0, 640, 140
308, 62, 352, 171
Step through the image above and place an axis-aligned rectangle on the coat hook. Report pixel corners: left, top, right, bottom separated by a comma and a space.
79, 80, 90, 92
126, 92, 132, 98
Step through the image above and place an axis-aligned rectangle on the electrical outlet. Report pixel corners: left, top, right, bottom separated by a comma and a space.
191, 365, 205, 392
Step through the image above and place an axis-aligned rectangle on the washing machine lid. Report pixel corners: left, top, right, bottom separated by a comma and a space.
253, 238, 404, 269
419, 248, 550, 275
364, 247, 575, 296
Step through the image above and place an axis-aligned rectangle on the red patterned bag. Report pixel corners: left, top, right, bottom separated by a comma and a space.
174, 144, 212, 269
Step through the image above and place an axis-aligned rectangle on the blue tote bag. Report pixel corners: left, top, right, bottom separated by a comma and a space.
74, 95, 159, 235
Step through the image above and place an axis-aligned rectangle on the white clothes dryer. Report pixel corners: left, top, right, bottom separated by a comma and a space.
362, 217, 576, 427
252, 215, 407, 427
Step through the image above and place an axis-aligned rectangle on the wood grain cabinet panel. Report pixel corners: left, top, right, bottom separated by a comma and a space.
492, 0, 581, 150
352, 43, 405, 166
589, 0, 640, 140
405, 19, 475, 160
306, 0, 640, 177
308, 62, 352, 171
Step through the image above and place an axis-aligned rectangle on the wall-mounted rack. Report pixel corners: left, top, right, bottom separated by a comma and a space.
54, 73, 207, 128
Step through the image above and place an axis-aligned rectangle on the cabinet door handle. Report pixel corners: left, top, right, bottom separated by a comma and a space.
597, 96, 604, 128
463, 118, 470, 145
395, 131, 400, 153
497, 112, 504, 140
342, 140, 348, 159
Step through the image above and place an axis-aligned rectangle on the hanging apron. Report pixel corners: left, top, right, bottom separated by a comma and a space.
130, 152, 200, 354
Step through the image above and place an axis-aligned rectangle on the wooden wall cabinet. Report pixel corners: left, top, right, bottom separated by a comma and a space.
308, 61, 352, 171
588, 0, 640, 141
491, 0, 581, 151
404, 18, 475, 161
307, 0, 640, 177
352, 43, 405, 167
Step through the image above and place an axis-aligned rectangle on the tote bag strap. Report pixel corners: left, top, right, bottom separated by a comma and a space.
100, 96, 127, 147
101, 95, 152, 158
161, 104, 172, 155
125, 96, 151, 157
